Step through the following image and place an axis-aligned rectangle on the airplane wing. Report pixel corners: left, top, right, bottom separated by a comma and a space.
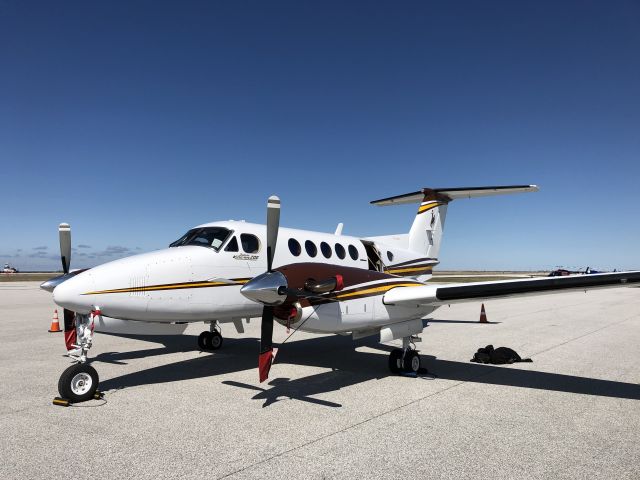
383, 271, 640, 307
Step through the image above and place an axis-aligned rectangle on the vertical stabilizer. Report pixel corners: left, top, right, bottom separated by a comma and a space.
409, 190, 449, 259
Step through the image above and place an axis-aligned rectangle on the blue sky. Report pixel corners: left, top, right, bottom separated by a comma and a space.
1, 1, 638, 271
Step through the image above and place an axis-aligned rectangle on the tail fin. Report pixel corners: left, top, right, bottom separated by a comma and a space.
371, 185, 538, 258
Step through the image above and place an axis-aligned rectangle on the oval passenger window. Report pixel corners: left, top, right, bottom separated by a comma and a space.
320, 242, 332, 258
305, 240, 317, 257
348, 245, 359, 260
335, 243, 346, 259
288, 238, 301, 256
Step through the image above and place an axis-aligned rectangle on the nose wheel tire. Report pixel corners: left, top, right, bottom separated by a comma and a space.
58, 363, 99, 403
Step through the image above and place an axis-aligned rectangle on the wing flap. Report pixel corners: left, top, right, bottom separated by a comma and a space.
383, 271, 640, 306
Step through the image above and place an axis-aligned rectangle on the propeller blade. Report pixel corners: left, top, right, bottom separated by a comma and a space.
259, 306, 275, 382
266, 196, 280, 272
59, 223, 71, 274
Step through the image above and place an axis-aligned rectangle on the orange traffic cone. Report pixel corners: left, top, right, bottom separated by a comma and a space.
479, 303, 488, 323
49, 309, 62, 332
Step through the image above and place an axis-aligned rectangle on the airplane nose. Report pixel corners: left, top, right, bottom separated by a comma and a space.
53, 272, 95, 314
240, 271, 288, 305
40, 269, 89, 292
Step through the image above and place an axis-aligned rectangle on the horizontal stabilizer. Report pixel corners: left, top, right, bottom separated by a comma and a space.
384, 271, 640, 306
371, 185, 538, 206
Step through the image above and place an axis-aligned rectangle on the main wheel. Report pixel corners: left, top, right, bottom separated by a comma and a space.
389, 349, 403, 374
58, 363, 99, 403
198, 331, 211, 350
402, 350, 421, 373
207, 331, 223, 350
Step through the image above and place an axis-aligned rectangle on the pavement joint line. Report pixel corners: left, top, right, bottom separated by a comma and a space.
215, 378, 473, 479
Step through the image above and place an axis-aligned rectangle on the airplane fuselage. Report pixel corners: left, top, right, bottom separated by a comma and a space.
53, 221, 437, 334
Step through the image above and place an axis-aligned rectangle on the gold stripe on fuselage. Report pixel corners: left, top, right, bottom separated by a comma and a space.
385, 265, 434, 275
84, 278, 251, 295
334, 282, 422, 300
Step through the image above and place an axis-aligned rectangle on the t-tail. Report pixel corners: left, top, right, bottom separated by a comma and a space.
371, 185, 539, 261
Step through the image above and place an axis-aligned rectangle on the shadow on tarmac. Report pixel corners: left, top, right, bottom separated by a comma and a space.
95, 332, 640, 407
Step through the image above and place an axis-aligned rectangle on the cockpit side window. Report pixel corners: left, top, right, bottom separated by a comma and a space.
240, 234, 260, 254
225, 236, 239, 252
169, 227, 232, 252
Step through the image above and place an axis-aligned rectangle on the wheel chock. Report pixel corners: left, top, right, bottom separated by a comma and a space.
52, 391, 103, 407
52, 397, 71, 407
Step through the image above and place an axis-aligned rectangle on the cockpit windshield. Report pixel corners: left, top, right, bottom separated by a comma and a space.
169, 227, 232, 251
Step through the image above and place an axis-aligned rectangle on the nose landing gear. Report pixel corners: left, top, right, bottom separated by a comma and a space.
198, 321, 224, 351
57, 310, 100, 403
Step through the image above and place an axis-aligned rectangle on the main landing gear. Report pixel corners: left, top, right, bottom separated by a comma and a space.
57, 311, 100, 403
198, 321, 223, 351
388, 335, 422, 375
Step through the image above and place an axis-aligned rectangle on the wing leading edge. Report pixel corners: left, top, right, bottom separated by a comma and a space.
383, 271, 640, 307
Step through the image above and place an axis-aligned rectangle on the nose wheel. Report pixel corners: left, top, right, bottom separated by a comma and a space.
198, 322, 223, 351
58, 363, 99, 403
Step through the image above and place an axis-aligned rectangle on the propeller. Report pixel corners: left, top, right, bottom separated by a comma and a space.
258, 196, 281, 382
59, 223, 71, 274
266, 196, 280, 273
40, 223, 75, 292
241, 196, 345, 382
58, 223, 77, 350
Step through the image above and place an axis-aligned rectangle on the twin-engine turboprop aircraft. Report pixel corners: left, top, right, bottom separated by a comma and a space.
44, 185, 640, 402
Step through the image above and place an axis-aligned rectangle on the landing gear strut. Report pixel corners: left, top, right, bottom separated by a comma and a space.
57, 310, 100, 402
198, 321, 223, 351
388, 335, 422, 374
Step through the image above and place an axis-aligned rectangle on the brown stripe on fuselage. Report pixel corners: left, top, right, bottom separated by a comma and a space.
275, 263, 424, 305
276, 263, 392, 291
307, 279, 424, 306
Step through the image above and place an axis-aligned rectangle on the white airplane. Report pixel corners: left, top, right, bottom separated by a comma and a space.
43, 185, 640, 403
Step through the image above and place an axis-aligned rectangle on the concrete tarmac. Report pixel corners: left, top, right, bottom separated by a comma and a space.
1, 282, 638, 479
